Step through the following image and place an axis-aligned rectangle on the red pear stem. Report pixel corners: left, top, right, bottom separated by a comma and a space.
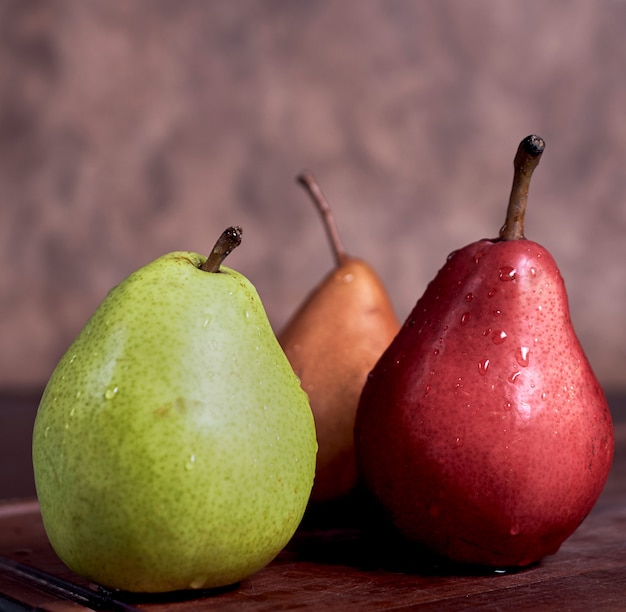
297, 171, 349, 267
498, 134, 545, 241
200, 226, 243, 273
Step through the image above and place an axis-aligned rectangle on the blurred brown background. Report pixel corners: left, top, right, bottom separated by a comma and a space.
1, 0, 625, 393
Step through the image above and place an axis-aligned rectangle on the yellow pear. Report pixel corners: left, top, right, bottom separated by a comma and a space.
279, 173, 400, 504
33, 227, 317, 593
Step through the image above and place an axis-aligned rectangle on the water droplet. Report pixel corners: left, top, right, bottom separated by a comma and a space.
69, 354, 77, 364
44, 426, 50, 438
529, 267, 537, 277
407, 318, 416, 328
504, 401, 512, 410
104, 386, 119, 400
447, 250, 458, 261
202, 315, 212, 328
473, 249, 487, 264
69, 408, 76, 418
424, 384, 432, 396
244, 310, 251, 320
492, 309, 502, 317
482, 327, 492, 336
478, 359, 490, 376
454, 377, 464, 391
537, 304, 543, 312
516, 347, 530, 367
460, 312, 470, 325
189, 576, 206, 589
487, 288, 497, 298
492, 330, 508, 344
465, 292, 473, 302
499, 266, 517, 281
454, 436, 464, 447
541, 392, 547, 400
185, 454, 196, 471
433, 349, 440, 356
508, 371, 521, 384
75, 391, 82, 399
510, 525, 521, 536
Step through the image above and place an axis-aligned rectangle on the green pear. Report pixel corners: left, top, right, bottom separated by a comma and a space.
32, 227, 317, 594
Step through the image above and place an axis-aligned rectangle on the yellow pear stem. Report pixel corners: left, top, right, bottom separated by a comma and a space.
498, 134, 545, 241
200, 226, 243, 273
297, 171, 349, 267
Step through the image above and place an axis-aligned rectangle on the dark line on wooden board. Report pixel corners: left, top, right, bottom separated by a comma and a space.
0, 556, 139, 611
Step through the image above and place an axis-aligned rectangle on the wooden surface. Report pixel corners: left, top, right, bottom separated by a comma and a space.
1, 393, 625, 610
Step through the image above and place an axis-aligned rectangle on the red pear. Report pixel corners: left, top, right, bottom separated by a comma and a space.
354, 135, 614, 567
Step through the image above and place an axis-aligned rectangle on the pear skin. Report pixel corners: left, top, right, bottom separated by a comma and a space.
355, 136, 614, 567
279, 173, 400, 504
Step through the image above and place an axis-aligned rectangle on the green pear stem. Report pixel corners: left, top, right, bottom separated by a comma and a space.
498, 134, 545, 241
200, 226, 243, 273
297, 171, 349, 267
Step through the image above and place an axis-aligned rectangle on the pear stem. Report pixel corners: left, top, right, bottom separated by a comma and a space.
200, 226, 243, 273
498, 134, 545, 241
297, 171, 349, 267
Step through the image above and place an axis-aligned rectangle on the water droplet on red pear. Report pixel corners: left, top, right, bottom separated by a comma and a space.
508, 371, 521, 384
498, 266, 517, 281
516, 346, 530, 367
492, 330, 508, 344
